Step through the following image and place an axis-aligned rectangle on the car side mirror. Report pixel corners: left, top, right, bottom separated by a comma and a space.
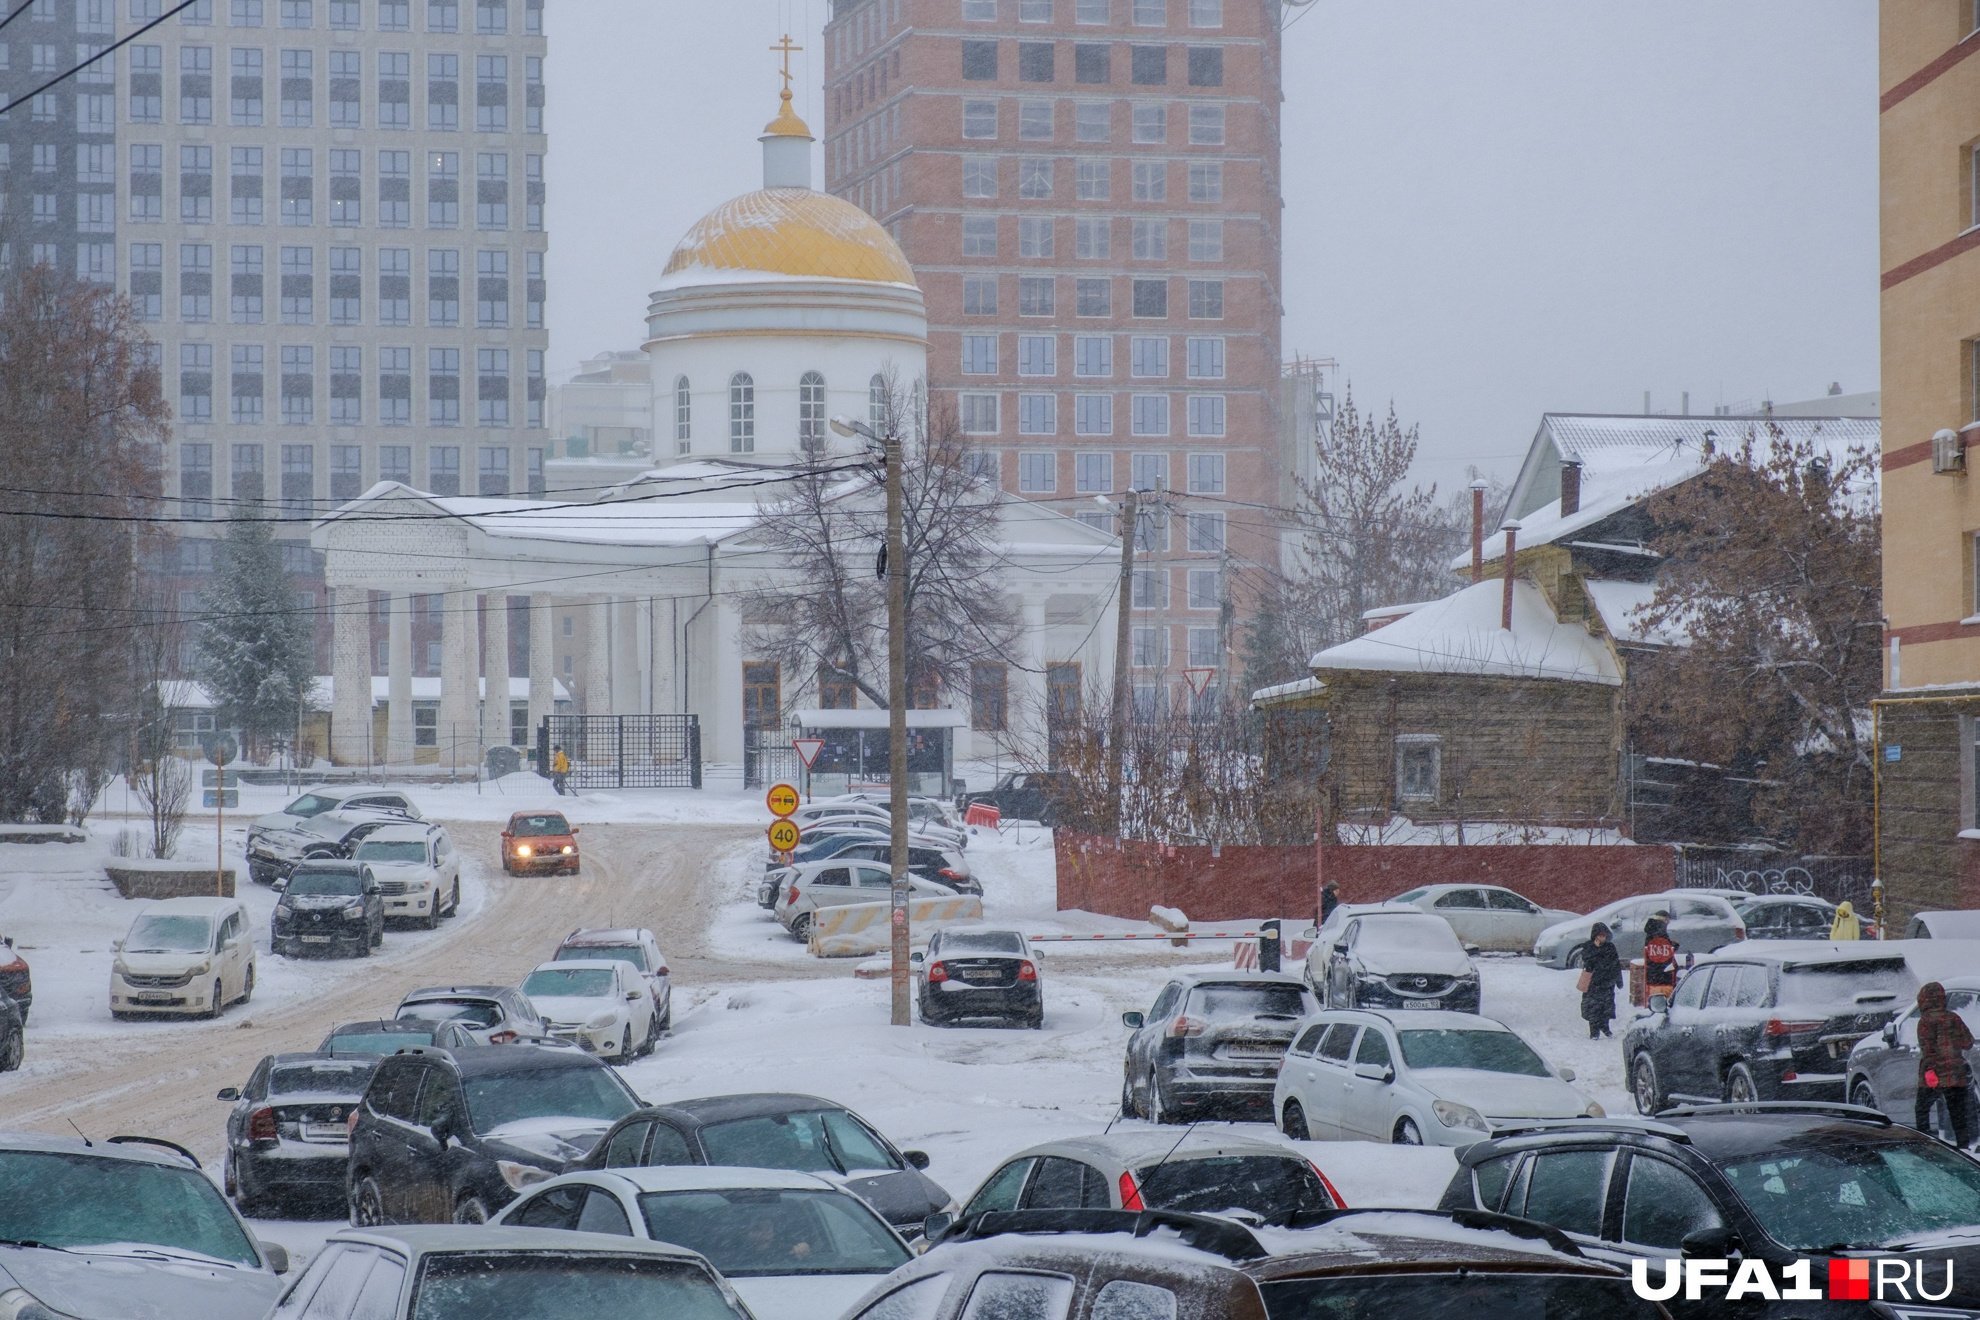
626, 990, 640, 1001
111, 938, 124, 952
1122, 1011, 1145, 1029
1463, 943, 1482, 957
569, 827, 580, 835
1883, 1023, 1899, 1045
1680, 1226, 1736, 1259
1557, 1066, 1576, 1083
216, 1087, 240, 1101
259, 1241, 290, 1275
909, 951, 923, 964
903, 1149, 931, 1171
1352, 1063, 1392, 1084
922, 1211, 953, 1243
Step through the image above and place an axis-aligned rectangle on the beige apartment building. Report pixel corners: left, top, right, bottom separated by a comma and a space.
819, 0, 1284, 726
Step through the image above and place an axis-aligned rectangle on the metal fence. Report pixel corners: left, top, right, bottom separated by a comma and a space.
1675, 849, 1875, 910
539, 715, 701, 789
744, 728, 800, 791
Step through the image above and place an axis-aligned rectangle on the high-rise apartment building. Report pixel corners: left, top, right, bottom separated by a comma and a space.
8, 0, 550, 676
820, 0, 1283, 719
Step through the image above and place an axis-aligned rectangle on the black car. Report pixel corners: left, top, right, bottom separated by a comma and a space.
347, 1044, 642, 1226
1623, 947, 1912, 1111
0, 933, 30, 1021
567, 1092, 954, 1236
319, 1018, 480, 1056
272, 861, 385, 958
249, 808, 413, 884
218, 1051, 378, 1216
1120, 971, 1315, 1123
821, 841, 979, 895
1437, 1103, 1980, 1318
963, 770, 1067, 825
915, 927, 1040, 1027
1731, 894, 1837, 940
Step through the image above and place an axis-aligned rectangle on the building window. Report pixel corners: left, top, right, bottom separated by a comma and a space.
527, 349, 545, 428
1073, 217, 1111, 260
180, 440, 214, 517
475, 53, 506, 132
1075, 450, 1113, 490
1187, 46, 1222, 86
1187, 218, 1223, 262
1017, 395, 1056, 436
1074, 335, 1113, 377
230, 244, 265, 322
231, 441, 265, 502
1131, 102, 1165, 143
230, 346, 265, 424
526, 446, 544, 497
1186, 510, 1224, 552
960, 393, 1000, 434
1018, 334, 1056, 377
280, 46, 313, 124
1019, 216, 1054, 258
328, 149, 361, 223
1187, 451, 1225, 494
964, 275, 997, 315
971, 662, 1008, 731
378, 50, 409, 126
1130, 44, 1165, 84
330, 347, 361, 424
1189, 0, 1220, 24
428, 247, 459, 324
1019, 276, 1055, 316
476, 152, 508, 228
1076, 278, 1112, 317
962, 0, 995, 18
229, 145, 264, 225
279, 440, 313, 516
1187, 568, 1219, 609
1128, 568, 1163, 608
1131, 626, 1168, 668
279, 245, 312, 322
1018, 99, 1053, 140
1073, 393, 1114, 435
1186, 394, 1225, 437
962, 98, 996, 139
130, 243, 163, 320
1131, 451, 1168, 491
429, 347, 459, 425
428, 445, 460, 497
729, 372, 755, 453
1076, 0, 1108, 19
1132, 278, 1168, 318
962, 39, 997, 80
179, 346, 214, 425
380, 150, 411, 225
1130, 335, 1168, 377
478, 444, 508, 494
1187, 162, 1223, 204
799, 370, 827, 453
1075, 44, 1109, 84
1185, 336, 1224, 379
329, 245, 361, 322
180, 243, 214, 321
1076, 159, 1110, 199
674, 375, 691, 454
1132, 161, 1167, 203
231, 46, 264, 124
526, 250, 544, 327
961, 334, 998, 375
477, 347, 508, 427
379, 443, 410, 481
380, 348, 412, 425
428, 51, 458, 130
379, 246, 411, 324
428, 150, 459, 226
1018, 449, 1056, 489
132, 43, 165, 121
1131, 394, 1169, 436
1133, 0, 1165, 22
962, 215, 997, 257
1018, 41, 1053, 82
963, 156, 996, 198
1397, 736, 1440, 802
1188, 103, 1225, 144
476, 249, 508, 326
1188, 278, 1222, 319
1018, 157, 1054, 199
1126, 218, 1165, 262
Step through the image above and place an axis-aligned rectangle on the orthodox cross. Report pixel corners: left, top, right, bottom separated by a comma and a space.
770, 34, 803, 95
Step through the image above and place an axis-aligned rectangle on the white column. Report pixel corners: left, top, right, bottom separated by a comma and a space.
527, 593, 553, 743
439, 589, 475, 768
481, 594, 512, 750
708, 598, 745, 764
386, 592, 413, 765
613, 597, 640, 714
1018, 599, 1050, 765
585, 595, 611, 716
330, 586, 372, 766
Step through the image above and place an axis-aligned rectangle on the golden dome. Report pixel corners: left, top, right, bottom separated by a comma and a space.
662, 189, 918, 287
763, 88, 812, 139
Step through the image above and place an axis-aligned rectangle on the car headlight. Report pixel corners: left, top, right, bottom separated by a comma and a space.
515, 845, 532, 857
1432, 1100, 1489, 1132
585, 1012, 618, 1029
343, 904, 365, 919
111, 960, 129, 978
561, 845, 574, 855
0, 1286, 85, 1320
189, 961, 211, 977
496, 1160, 553, 1193
1585, 1101, 1606, 1118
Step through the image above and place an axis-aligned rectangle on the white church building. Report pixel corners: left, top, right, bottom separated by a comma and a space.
313, 87, 1121, 775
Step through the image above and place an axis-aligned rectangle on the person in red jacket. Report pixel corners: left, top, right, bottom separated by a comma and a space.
1916, 981, 1976, 1149
1642, 913, 1678, 1012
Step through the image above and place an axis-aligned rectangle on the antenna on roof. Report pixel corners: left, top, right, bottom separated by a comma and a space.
66, 1118, 92, 1147
1139, 1120, 1201, 1196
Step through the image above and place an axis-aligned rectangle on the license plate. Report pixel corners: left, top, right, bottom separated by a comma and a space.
301, 1123, 346, 1142
136, 992, 173, 1003
1400, 999, 1442, 1010
1828, 1039, 1863, 1059
1227, 1045, 1283, 1058
960, 970, 1000, 982
301, 935, 333, 944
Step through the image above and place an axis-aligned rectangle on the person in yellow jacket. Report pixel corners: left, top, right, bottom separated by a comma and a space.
551, 745, 570, 796
1830, 900, 1861, 941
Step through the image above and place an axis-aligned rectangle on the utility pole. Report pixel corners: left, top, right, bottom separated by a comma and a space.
885, 429, 910, 1026
1106, 490, 1140, 834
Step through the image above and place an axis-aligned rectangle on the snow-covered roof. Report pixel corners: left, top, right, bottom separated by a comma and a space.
791, 709, 967, 729
1309, 579, 1621, 686
159, 677, 571, 708
1361, 601, 1434, 622
1249, 676, 1326, 708
1582, 578, 1686, 647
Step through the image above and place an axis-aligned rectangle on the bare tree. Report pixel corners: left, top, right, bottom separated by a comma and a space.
128, 584, 193, 859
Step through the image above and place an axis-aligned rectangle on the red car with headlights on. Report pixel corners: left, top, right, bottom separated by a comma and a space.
502, 811, 579, 876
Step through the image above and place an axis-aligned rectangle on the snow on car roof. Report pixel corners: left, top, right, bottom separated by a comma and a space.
1249, 1210, 1595, 1268
1014, 1131, 1293, 1166
592, 1166, 840, 1194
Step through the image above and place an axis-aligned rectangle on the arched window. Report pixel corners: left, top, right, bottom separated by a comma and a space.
798, 371, 826, 453
869, 373, 888, 433
673, 376, 691, 455
729, 372, 755, 454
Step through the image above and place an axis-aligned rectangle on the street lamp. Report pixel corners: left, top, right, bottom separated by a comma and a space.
830, 414, 912, 1026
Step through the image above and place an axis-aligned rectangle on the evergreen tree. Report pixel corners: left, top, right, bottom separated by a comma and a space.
195, 517, 316, 754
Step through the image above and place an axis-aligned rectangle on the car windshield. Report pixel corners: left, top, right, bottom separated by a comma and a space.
512, 816, 570, 837
1718, 1139, 1980, 1251
461, 1067, 638, 1133
1397, 1029, 1550, 1077
938, 932, 1027, 956
523, 968, 616, 999
1358, 915, 1462, 954
1134, 1155, 1335, 1222
408, 1253, 738, 1320
328, 1028, 434, 1055
1258, 1274, 1663, 1318
397, 999, 502, 1028
355, 840, 429, 863
636, 1188, 910, 1278
271, 1061, 376, 1095
0, 1150, 261, 1265
285, 793, 341, 818
557, 945, 646, 972
1776, 959, 1914, 1008
699, 1110, 899, 1176
1185, 984, 1308, 1021
124, 914, 212, 954
287, 872, 363, 896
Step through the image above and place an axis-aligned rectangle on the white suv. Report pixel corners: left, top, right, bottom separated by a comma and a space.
350, 822, 462, 929
110, 897, 256, 1020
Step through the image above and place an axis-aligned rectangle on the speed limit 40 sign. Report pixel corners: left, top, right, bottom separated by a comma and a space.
767, 818, 801, 852
766, 783, 799, 817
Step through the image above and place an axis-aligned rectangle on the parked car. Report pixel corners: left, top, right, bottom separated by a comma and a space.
521, 959, 656, 1062
395, 984, 550, 1045
1904, 909, 1980, 939
773, 860, 957, 943
791, 797, 969, 850
814, 840, 978, 894
1121, 971, 1316, 1123
1275, 1009, 1600, 1146
1844, 974, 1980, 1136
0, 1132, 290, 1320
569, 1092, 955, 1238
271, 860, 385, 958
501, 810, 579, 875
249, 808, 415, 885
1384, 883, 1577, 952
1437, 1103, 1980, 1317
1298, 901, 1422, 994
963, 770, 1068, 825
552, 928, 673, 1032
347, 1043, 643, 1225
219, 1051, 379, 1216
847, 1206, 1666, 1320
321, 1018, 481, 1056
1311, 910, 1482, 1013
494, 1165, 913, 1320
1727, 893, 1837, 940
265, 1226, 751, 1320
1623, 945, 1914, 1112
913, 927, 1041, 1027
110, 895, 256, 1019
955, 1131, 1341, 1225
351, 821, 462, 928
0, 990, 21, 1072
0, 933, 30, 1021
247, 787, 422, 883
1533, 891, 1745, 969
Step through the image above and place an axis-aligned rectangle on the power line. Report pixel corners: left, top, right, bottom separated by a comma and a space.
0, 0, 205, 116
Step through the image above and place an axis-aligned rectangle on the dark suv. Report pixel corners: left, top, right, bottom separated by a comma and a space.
963, 771, 1067, 825
1437, 1104, 1980, 1318
1623, 947, 1912, 1112
271, 861, 384, 957
347, 1044, 641, 1226
1120, 972, 1315, 1123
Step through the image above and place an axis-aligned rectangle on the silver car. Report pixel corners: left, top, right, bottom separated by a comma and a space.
1844, 975, 1980, 1137
1532, 890, 1746, 968
1384, 883, 1576, 952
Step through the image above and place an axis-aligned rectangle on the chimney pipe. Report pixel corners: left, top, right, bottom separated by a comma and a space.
1469, 480, 1488, 583
1559, 461, 1581, 517
1500, 521, 1520, 632
1682, 390, 1690, 416
1643, 391, 1651, 416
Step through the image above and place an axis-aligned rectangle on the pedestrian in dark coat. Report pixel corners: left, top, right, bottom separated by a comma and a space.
1578, 922, 1622, 1039
1319, 879, 1340, 924
1643, 913, 1678, 1012
1916, 981, 1977, 1148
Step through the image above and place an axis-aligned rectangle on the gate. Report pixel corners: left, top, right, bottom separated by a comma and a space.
1675, 849, 1874, 910
745, 727, 799, 791
538, 715, 701, 789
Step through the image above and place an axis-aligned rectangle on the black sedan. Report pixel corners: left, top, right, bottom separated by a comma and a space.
218, 1051, 378, 1216
569, 1092, 954, 1237
272, 861, 385, 957
915, 927, 1040, 1028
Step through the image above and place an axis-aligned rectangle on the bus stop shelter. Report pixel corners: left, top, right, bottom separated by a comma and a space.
790, 709, 963, 799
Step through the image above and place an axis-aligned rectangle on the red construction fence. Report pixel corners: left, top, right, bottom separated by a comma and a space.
1053, 833, 1680, 924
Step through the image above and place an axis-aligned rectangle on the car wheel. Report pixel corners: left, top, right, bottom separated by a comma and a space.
613, 1026, 632, 1064
0, 1026, 23, 1072
1150, 1076, 1180, 1125
501, 858, 511, 875
1564, 946, 1584, 971
1281, 1099, 1309, 1141
207, 979, 224, 1019
452, 1196, 490, 1225
240, 964, 254, 1005
223, 1154, 238, 1198
1724, 1062, 1762, 1104
372, 924, 384, 948
1026, 1009, 1044, 1030
350, 1177, 386, 1227
1851, 1080, 1880, 1114
355, 932, 372, 958
1121, 1077, 1138, 1119
1394, 1117, 1424, 1146
656, 1000, 671, 1033
420, 903, 439, 931
790, 912, 813, 944
1633, 1053, 1665, 1116
445, 882, 460, 917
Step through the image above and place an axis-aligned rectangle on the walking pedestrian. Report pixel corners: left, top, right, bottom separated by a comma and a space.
551, 744, 570, 797
1319, 878, 1340, 924
1830, 900, 1862, 941
1578, 922, 1622, 1039
1915, 981, 1976, 1148
1643, 912, 1678, 1013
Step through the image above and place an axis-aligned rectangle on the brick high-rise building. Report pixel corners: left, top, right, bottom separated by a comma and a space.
821, 0, 1283, 721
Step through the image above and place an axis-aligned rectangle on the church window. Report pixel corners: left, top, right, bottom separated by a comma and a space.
674, 376, 691, 455
869, 374, 887, 431
799, 372, 827, 453
729, 372, 754, 454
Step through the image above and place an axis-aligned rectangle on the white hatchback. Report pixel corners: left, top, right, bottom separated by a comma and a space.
110, 896, 257, 1020
771, 861, 957, 943
520, 959, 655, 1063
350, 821, 462, 928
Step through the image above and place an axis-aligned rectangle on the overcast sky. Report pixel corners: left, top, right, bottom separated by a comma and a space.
546, 1, 1879, 492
